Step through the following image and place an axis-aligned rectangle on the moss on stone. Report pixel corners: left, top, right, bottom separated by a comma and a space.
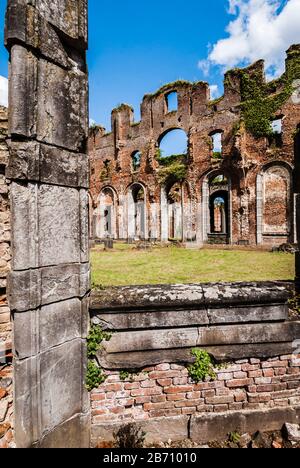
145, 80, 207, 99
112, 103, 134, 113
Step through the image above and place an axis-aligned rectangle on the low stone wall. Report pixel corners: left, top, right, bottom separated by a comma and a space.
0, 106, 13, 448
90, 282, 300, 446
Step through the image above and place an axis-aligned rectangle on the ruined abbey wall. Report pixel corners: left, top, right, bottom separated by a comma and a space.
0, 106, 13, 448
89, 46, 300, 246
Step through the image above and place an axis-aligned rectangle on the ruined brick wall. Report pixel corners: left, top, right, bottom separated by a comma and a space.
0, 106, 13, 448
90, 282, 300, 446
91, 356, 300, 447
89, 45, 300, 246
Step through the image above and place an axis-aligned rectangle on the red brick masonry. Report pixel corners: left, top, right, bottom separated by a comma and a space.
91, 356, 300, 425
0, 106, 13, 449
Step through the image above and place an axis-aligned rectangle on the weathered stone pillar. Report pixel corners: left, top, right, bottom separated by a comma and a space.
5, 1, 90, 448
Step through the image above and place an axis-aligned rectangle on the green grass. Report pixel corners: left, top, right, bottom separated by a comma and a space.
91, 244, 295, 287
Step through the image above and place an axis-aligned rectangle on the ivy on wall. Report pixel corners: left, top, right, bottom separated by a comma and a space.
229, 49, 300, 138
86, 324, 112, 391
156, 153, 188, 184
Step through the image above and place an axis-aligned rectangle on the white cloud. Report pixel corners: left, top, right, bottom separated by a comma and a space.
0, 76, 8, 107
210, 84, 220, 99
199, 0, 300, 78
89, 118, 96, 127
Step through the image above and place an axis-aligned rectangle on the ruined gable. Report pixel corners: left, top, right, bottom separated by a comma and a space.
89, 45, 300, 247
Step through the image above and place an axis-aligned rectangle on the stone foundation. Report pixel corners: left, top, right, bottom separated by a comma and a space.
0, 106, 13, 448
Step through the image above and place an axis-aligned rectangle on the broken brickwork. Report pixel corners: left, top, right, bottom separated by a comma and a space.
0, 106, 13, 448
89, 45, 300, 246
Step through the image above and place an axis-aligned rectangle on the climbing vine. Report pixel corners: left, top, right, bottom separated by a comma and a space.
231, 50, 300, 138
86, 324, 112, 391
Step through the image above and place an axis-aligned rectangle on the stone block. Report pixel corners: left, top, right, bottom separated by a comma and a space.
14, 339, 85, 448
9, 47, 87, 151
10, 182, 84, 270
7, 141, 89, 189
38, 412, 90, 449
13, 299, 83, 359
9, 263, 89, 312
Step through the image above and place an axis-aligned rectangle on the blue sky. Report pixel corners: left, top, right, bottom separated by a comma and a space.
1, 0, 300, 131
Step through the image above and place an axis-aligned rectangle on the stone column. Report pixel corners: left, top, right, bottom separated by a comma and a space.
5, 1, 90, 448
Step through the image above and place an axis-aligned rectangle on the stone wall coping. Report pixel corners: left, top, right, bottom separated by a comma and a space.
90, 281, 293, 311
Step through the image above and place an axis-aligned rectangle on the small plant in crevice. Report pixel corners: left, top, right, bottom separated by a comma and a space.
86, 324, 112, 391
119, 370, 131, 381
87, 324, 112, 359
228, 431, 241, 444
119, 369, 146, 382
114, 423, 146, 449
86, 360, 106, 392
288, 294, 300, 316
188, 348, 216, 383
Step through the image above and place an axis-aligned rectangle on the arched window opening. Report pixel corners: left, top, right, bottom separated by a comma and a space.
210, 174, 228, 187
158, 129, 187, 159
205, 173, 230, 244
166, 91, 178, 113
96, 187, 117, 239
132, 151, 141, 172
167, 182, 182, 240
210, 194, 227, 234
210, 131, 223, 159
128, 184, 147, 240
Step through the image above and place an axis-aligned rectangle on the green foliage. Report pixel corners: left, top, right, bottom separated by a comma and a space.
158, 163, 187, 184
288, 294, 300, 315
236, 51, 300, 138
120, 371, 130, 381
212, 151, 222, 160
188, 349, 216, 383
113, 103, 134, 112
100, 169, 109, 182
86, 325, 112, 391
145, 80, 198, 99
87, 324, 112, 359
228, 432, 241, 444
86, 360, 106, 391
157, 154, 187, 184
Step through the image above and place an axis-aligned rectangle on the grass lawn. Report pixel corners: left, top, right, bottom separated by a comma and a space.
91, 244, 295, 287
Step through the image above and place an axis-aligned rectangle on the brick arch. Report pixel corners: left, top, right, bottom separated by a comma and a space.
127, 182, 148, 240
95, 186, 118, 239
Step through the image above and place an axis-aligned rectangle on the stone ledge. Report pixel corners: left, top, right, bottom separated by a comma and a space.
91, 407, 300, 447
91, 281, 292, 311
